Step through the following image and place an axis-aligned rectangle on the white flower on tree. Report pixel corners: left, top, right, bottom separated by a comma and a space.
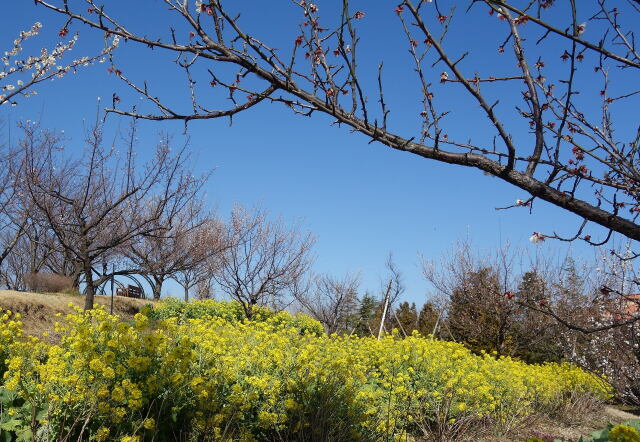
0, 23, 118, 107
529, 232, 546, 244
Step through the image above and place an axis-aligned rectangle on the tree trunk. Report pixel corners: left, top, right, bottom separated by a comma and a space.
83, 259, 95, 310
152, 276, 164, 300
244, 298, 255, 320
184, 285, 189, 302
72, 261, 83, 290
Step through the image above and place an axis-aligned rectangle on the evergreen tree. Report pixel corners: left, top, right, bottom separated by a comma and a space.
394, 302, 418, 336
417, 302, 439, 337
513, 270, 564, 363
353, 292, 380, 337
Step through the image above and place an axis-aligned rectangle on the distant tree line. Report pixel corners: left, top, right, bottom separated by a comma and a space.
290, 239, 640, 405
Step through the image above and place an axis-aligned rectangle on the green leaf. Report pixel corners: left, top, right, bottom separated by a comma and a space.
15, 427, 32, 442
35, 409, 47, 423
586, 421, 614, 442
0, 429, 13, 442
0, 419, 22, 432
0, 389, 15, 407
626, 419, 640, 430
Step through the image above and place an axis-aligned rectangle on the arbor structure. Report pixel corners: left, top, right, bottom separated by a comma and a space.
32, 0, 640, 244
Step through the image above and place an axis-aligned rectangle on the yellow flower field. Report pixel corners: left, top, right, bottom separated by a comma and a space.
0, 301, 611, 441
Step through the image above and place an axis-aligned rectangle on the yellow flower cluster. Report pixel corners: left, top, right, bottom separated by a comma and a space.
0, 302, 611, 441
608, 424, 640, 442
0, 310, 23, 374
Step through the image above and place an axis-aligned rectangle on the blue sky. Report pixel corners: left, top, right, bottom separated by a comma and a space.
3, 0, 633, 302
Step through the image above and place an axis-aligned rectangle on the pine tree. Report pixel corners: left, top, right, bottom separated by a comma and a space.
394, 302, 418, 336
352, 292, 380, 337
417, 302, 439, 337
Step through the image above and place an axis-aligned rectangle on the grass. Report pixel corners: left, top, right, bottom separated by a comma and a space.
0, 289, 154, 338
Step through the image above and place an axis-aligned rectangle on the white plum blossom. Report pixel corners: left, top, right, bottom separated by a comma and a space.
577, 22, 587, 35
529, 232, 545, 243
1, 23, 119, 107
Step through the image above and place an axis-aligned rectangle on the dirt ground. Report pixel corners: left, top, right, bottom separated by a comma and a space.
0, 289, 154, 338
476, 405, 639, 441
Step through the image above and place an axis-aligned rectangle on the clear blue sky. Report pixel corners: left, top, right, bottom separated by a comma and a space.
3, 1, 632, 302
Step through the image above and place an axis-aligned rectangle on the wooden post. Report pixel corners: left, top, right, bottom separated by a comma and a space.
110, 264, 114, 315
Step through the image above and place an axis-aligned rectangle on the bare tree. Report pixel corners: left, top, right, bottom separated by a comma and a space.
0, 219, 69, 290
18, 119, 206, 309
377, 254, 406, 335
195, 276, 215, 300
0, 144, 27, 273
172, 217, 226, 301
296, 272, 360, 334
0, 21, 120, 289
33, 0, 640, 244
126, 201, 217, 300
213, 205, 314, 318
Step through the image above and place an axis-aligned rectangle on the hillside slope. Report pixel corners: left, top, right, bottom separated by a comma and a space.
0, 290, 153, 337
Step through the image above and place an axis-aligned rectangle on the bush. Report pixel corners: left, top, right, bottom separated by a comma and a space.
148, 298, 325, 336
0, 306, 612, 441
23, 272, 73, 293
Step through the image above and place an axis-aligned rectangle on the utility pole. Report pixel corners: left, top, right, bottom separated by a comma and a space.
377, 279, 392, 341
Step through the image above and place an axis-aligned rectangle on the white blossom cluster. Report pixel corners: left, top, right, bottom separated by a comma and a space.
1, 23, 120, 106
575, 248, 640, 404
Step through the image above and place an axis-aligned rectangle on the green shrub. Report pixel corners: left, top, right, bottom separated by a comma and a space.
147, 298, 325, 336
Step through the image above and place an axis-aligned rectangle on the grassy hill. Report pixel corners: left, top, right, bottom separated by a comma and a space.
0, 289, 153, 338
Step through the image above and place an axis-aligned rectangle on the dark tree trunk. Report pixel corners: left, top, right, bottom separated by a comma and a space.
72, 261, 83, 290
83, 259, 95, 310
152, 275, 165, 300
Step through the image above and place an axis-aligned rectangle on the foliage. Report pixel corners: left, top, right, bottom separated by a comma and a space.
147, 298, 325, 336
0, 304, 612, 441
580, 419, 640, 442
351, 293, 380, 337
0, 311, 22, 379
